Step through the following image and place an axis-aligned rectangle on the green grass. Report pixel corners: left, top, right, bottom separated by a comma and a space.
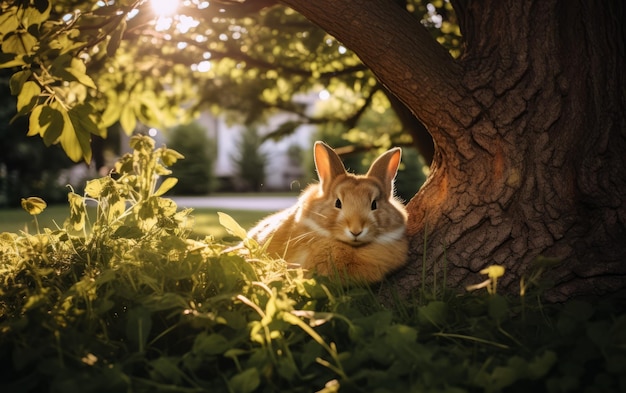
0, 205, 75, 234
0, 205, 270, 240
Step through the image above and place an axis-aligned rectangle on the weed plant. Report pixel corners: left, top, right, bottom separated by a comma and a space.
1, 136, 624, 393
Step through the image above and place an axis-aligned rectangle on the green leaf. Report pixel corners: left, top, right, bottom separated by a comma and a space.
107, 20, 126, 57
67, 58, 97, 89
130, 134, 155, 152
2, 31, 37, 54
487, 294, 509, 322
85, 177, 107, 197
107, 195, 127, 222
50, 54, 93, 88
354, 310, 393, 335
161, 148, 185, 166
157, 197, 178, 216
527, 351, 557, 379
229, 368, 260, 393
67, 192, 86, 231
143, 293, 188, 312
21, 2, 51, 28
120, 103, 137, 134
384, 324, 419, 359
39, 104, 63, 127
68, 103, 103, 137
218, 212, 249, 240
154, 177, 178, 197
192, 332, 231, 356
149, 357, 183, 384
417, 300, 448, 327
21, 196, 47, 215
0, 9, 19, 37
488, 365, 519, 391
125, 307, 152, 352
16, 81, 40, 112
101, 91, 122, 127
48, 29, 84, 54
112, 226, 144, 239
38, 105, 64, 144
28, 105, 44, 137
136, 198, 159, 223
53, 103, 91, 162
0, 53, 26, 69
9, 70, 32, 95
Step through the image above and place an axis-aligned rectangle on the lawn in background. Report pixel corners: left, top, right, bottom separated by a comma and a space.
0, 205, 268, 241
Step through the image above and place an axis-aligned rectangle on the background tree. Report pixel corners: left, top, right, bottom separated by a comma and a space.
167, 121, 217, 195
2, 0, 624, 299
232, 126, 268, 192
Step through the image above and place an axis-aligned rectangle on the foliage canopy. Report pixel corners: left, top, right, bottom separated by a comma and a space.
0, 0, 460, 162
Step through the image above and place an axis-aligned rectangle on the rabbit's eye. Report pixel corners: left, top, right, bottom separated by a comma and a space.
371, 200, 378, 210
335, 198, 342, 209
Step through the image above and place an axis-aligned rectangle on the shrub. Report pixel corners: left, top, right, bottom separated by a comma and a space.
0, 136, 624, 393
167, 121, 216, 195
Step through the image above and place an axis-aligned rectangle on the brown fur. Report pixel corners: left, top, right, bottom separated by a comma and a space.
249, 142, 408, 283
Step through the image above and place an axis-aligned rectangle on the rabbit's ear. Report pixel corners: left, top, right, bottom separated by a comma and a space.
367, 147, 402, 196
314, 141, 346, 192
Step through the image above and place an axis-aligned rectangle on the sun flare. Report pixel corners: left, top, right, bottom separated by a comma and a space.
150, 0, 179, 16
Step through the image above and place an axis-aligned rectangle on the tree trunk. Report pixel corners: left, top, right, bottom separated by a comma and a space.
280, 0, 626, 300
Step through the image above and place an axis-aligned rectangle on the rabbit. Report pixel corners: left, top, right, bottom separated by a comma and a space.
248, 141, 409, 283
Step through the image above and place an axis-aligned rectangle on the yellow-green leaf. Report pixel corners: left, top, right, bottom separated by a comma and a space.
85, 177, 108, 198
0, 9, 19, 37
39, 105, 64, 144
68, 58, 97, 89
9, 70, 31, 95
54, 103, 91, 162
120, 103, 137, 134
100, 104, 121, 128
107, 20, 126, 57
69, 104, 103, 136
154, 177, 178, 197
21, 196, 47, 215
2, 31, 37, 54
17, 81, 40, 112
108, 195, 127, 222
0, 53, 26, 69
218, 212, 248, 240
161, 148, 185, 166
28, 105, 44, 137
20, 2, 51, 28
129, 134, 155, 152
480, 265, 505, 279
67, 192, 86, 231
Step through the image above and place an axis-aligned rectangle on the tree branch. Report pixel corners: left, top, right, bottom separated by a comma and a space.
278, 0, 469, 138
123, 28, 369, 79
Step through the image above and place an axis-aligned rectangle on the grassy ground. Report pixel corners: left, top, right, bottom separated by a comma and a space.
0, 205, 269, 240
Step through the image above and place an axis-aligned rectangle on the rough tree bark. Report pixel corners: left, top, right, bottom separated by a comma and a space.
279, 0, 626, 300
